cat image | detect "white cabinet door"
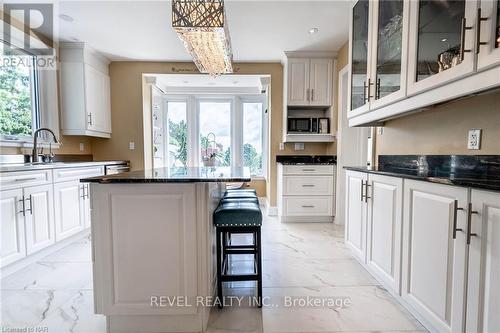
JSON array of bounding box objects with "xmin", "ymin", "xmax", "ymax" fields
[
  {"xmin": 287, "ymin": 58, "xmax": 310, "ymax": 106},
  {"xmin": 406, "ymin": 0, "xmax": 478, "ymax": 96},
  {"xmin": 101, "ymin": 74, "xmax": 112, "ymax": 133},
  {"xmin": 366, "ymin": 174, "xmax": 403, "ymax": 294},
  {"xmin": 84, "ymin": 64, "xmax": 111, "ymax": 134},
  {"xmin": 345, "ymin": 170, "xmax": 368, "ymax": 263},
  {"xmin": 402, "ymin": 180, "xmax": 468, "ymax": 333},
  {"xmin": 24, "ymin": 185, "xmax": 55, "ymax": 255},
  {"xmin": 82, "ymin": 184, "xmax": 91, "ymax": 229},
  {"xmin": 477, "ymin": 0, "xmax": 500, "ymax": 70},
  {"xmin": 309, "ymin": 58, "xmax": 333, "ymax": 106},
  {"xmin": 54, "ymin": 180, "xmax": 85, "ymax": 241},
  {"xmin": 0, "ymin": 189, "xmax": 26, "ymax": 267},
  {"xmin": 466, "ymin": 189, "xmax": 500, "ymax": 332}
]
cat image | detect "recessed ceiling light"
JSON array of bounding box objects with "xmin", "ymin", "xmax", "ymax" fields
[
  {"xmin": 69, "ymin": 37, "xmax": 79, "ymax": 42},
  {"xmin": 183, "ymin": 80, "xmax": 189, "ymax": 84},
  {"xmin": 309, "ymin": 27, "xmax": 319, "ymax": 35},
  {"xmin": 233, "ymin": 81, "xmax": 239, "ymax": 84},
  {"xmin": 59, "ymin": 14, "xmax": 74, "ymax": 22},
  {"xmin": 441, "ymin": 38, "xmax": 448, "ymax": 42}
]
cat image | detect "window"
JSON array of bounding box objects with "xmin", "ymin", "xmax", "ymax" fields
[
  {"xmin": 159, "ymin": 95, "xmax": 267, "ymax": 177},
  {"xmin": 243, "ymin": 102, "xmax": 264, "ymax": 176},
  {"xmin": 166, "ymin": 101, "xmax": 188, "ymax": 167},
  {"xmin": 0, "ymin": 44, "xmax": 39, "ymax": 140},
  {"xmin": 199, "ymin": 101, "xmax": 231, "ymax": 167}
]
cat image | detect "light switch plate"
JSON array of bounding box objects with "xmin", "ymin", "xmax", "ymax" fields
[
  {"xmin": 129, "ymin": 141, "xmax": 135, "ymax": 150},
  {"xmin": 79, "ymin": 143, "xmax": 85, "ymax": 151},
  {"xmin": 279, "ymin": 143, "xmax": 285, "ymax": 151},
  {"xmin": 467, "ymin": 129, "xmax": 482, "ymax": 150},
  {"xmin": 294, "ymin": 143, "xmax": 305, "ymax": 151}
]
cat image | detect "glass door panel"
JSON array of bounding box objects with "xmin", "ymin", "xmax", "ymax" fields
[
  {"xmin": 374, "ymin": 0, "xmax": 404, "ymax": 100},
  {"xmin": 199, "ymin": 101, "xmax": 231, "ymax": 167},
  {"xmin": 415, "ymin": 1, "xmax": 466, "ymax": 82},
  {"xmin": 477, "ymin": 0, "xmax": 500, "ymax": 69},
  {"xmin": 166, "ymin": 101, "xmax": 188, "ymax": 168},
  {"xmin": 350, "ymin": 0, "xmax": 370, "ymax": 111}
]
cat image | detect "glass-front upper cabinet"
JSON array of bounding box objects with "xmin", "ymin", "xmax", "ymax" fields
[
  {"xmin": 407, "ymin": 0, "xmax": 478, "ymax": 95},
  {"xmin": 369, "ymin": 0, "xmax": 410, "ymax": 109},
  {"xmin": 477, "ymin": 0, "xmax": 500, "ymax": 69},
  {"xmin": 349, "ymin": 0, "xmax": 371, "ymax": 113}
]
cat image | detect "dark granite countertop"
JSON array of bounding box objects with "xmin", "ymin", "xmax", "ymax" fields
[
  {"xmin": 345, "ymin": 155, "xmax": 500, "ymax": 193},
  {"xmin": 276, "ymin": 155, "xmax": 336, "ymax": 165},
  {"xmin": 81, "ymin": 166, "xmax": 251, "ymax": 183}
]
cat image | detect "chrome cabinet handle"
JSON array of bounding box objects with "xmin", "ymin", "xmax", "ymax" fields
[
  {"xmin": 360, "ymin": 180, "xmax": 365, "ymax": 202},
  {"xmin": 311, "ymin": 89, "xmax": 314, "ymax": 102},
  {"xmin": 15, "ymin": 177, "xmax": 38, "ymax": 182},
  {"xmin": 302, "ymin": 168, "xmax": 316, "ymax": 172},
  {"xmin": 453, "ymin": 200, "xmax": 464, "ymax": 239},
  {"xmin": 80, "ymin": 184, "xmax": 86, "ymax": 199},
  {"xmin": 85, "ymin": 184, "xmax": 90, "ymax": 199},
  {"xmin": 25, "ymin": 195, "xmax": 33, "ymax": 215},
  {"xmin": 475, "ymin": 8, "xmax": 488, "ymax": 54},
  {"xmin": 88, "ymin": 113, "xmax": 93, "ymax": 125},
  {"xmin": 302, "ymin": 184, "xmax": 315, "ymax": 187},
  {"xmin": 364, "ymin": 183, "xmax": 371, "ymax": 203},
  {"xmin": 18, "ymin": 197, "xmax": 26, "ymax": 216},
  {"xmin": 301, "ymin": 205, "xmax": 315, "ymax": 208},
  {"xmin": 363, "ymin": 78, "xmax": 374, "ymax": 103},
  {"xmin": 375, "ymin": 78, "xmax": 381, "ymax": 100},
  {"xmin": 467, "ymin": 202, "xmax": 479, "ymax": 244},
  {"xmin": 460, "ymin": 17, "xmax": 473, "ymax": 61},
  {"xmin": 306, "ymin": 89, "xmax": 310, "ymax": 102}
]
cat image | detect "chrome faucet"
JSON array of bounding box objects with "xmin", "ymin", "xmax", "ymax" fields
[{"xmin": 32, "ymin": 128, "xmax": 58, "ymax": 163}]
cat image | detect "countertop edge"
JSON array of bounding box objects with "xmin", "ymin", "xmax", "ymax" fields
[
  {"xmin": 344, "ymin": 166, "xmax": 500, "ymax": 193},
  {"xmin": 81, "ymin": 177, "xmax": 252, "ymax": 184},
  {"xmin": 0, "ymin": 160, "xmax": 129, "ymax": 173}
]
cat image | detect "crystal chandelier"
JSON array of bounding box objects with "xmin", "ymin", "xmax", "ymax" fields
[{"xmin": 172, "ymin": 0, "xmax": 233, "ymax": 76}]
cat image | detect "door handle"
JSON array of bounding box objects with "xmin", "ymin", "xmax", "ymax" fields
[
  {"xmin": 467, "ymin": 202, "xmax": 479, "ymax": 244},
  {"xmin": 364, "ymin": 183, "xmax": 371, "ymax": 203},
  {"xmin": 475, "ymin": 8, "xmax": 488, "ymax": 54},
  {"xmin": 88, "ymin": 113, "xmax": 93, "ymax": 125},
  {"xmin": 453, "ymin": 199, "xmax": 464, "ymax": 239},
  {"xmin": 80, "ymin": 184, "xmax": 86, "ymax": 199},
  {"xmin": 18, "ymin": 197, "xmax": 26, "ymax": 216},
  {"xmin": 311, "ymin": 89, "xmax": 314, "ymax": 102},
  {"xmin": 460, "ymin": 17, "xmax": 473, "ymax": 61},
  {"xmin": 306, "ymin": 89, "xmax": 310, "ymax": 102},
  {"xmin": 85, "ymin": 184, "xmax": 90, "ymax": 199},
  {"xmin": 360, "ymin": 180, "xmax": 365, "ymax": 202},
  {"xmin": 25, "ymin": 195, "xmax": 33, "ymax": 215}
]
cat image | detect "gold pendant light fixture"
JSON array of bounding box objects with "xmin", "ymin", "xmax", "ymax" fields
[{"xmin": 172, "ymin": 0, "xmax": 233, "ymax": 76}]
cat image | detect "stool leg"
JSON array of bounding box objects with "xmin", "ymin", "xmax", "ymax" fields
[
  {"xmin": 216, "ymin": 228, "xmax": 223, "ymax": 309},
  {"xmin": 256, "ymin": 227, "xmax": 262, "ymax": 308}
]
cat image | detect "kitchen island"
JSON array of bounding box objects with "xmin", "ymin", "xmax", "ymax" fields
[{"xmin": 82, "ymin": 167, "xmax": 251, "ymax": 333}]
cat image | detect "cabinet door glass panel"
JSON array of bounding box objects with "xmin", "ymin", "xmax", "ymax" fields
[
  {"xmin": 496, "ymin": 0, "xmax": 500, "ymax": 48},
  {"xmin": 351, "ymin": 0, "xmax": 370, "ymax": 110},
  {"xmin": 375, "ymin": 0, "xmax": 404, "ymax": 99},
  {"xmin": 416, "ymin": 1, "xmax": 466, "ymax": 82}
]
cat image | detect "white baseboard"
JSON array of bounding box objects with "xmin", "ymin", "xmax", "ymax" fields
[
  {"xmin": 1, "ymin": 229, "xmax": 91, "ymax": 277},
  {"xmin": 280, "ymin": 216, "xmax": 334, "ymax": 223}
]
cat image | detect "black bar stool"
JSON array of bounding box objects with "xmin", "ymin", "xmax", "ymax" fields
[{"xmin": 213, "ymin": 200, "xmax": 263, "ymax": 309}]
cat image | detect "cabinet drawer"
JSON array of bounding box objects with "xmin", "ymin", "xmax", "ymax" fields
[
  {"xmin": 53, "ymin": 166, "xmax": 104, "ymax": 183},
  {"xmin": 282, "ymin": 196, "xmax": 333, "ymax": 216},
  {"xmin": 0, "ymin": 170, "xmax": 52, "ymax": 190},
  {"xmin": 282, "ymin": 165, "xmax": 334, "ymax": 175},
  {"xmin": 283, "ymin": 176, "xmax": 334, "ymax": 196}
]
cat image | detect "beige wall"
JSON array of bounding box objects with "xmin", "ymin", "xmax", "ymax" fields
[{"xmin": 376, "ymin": 91, "xmax": 500, "ymax": 156}]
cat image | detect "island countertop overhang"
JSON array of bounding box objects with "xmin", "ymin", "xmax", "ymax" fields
[{"xmin": 80, "ymin": 166, "xmax": 252, "ymax": 183}]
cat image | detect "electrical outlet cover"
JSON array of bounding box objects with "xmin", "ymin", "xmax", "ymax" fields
[
  {"xmin": 467, "ymin": 129, "xmax": 481, "ymax": 150},
  {"xmin": 294, "ymin": 143, "xmax": 305, "ymax": 151}
]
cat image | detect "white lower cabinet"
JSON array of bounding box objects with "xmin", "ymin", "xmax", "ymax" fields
[
  {"xmin": 24, "ymin": 184, "xmax": 55, "ymax": 255},
  {"xmin": 466, "ymin": 189, "xmax": 500, "ymax": 332},
  {"xmin": 82, "ymin": 184, "xmax": 91, "ymax": 229},
  {"xmin": 53, "ymin": 180, "xmax": 85, "ymax": 241},
  {"xmin": 345, "ymin": 170, "xmax": 368, "ymax": 263},
  {"xmin": 1, "ymin": 189, "xmax": 26, "ymax": 267},
  {"xmin": 401, "ymin": 180, "xmax": 468, "ymax": 333},
  {"xmin": 366, "ymin": 174, "xmax": 403, "ymax": 294}
]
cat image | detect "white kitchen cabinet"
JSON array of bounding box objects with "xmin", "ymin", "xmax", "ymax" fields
[
  {"xmin": 466, "ymin": 189, "xmax": 500, "ymax": 332},
  {"xmin": 0, "ymin": 189, "xmax": 26, "ymax": 267},
  {"xmin": 401, "ymin": 180, "xmax": 468, "ymax": 333},
  {"xmin": 81, "ymin": 183, "xmax": 92, "ymax": 229},
  {"xmin": 24, "ymin": 184, "xmax": 55, "ymax": 255},
  {"xmin": 53, "ymin": 180, "xmax": 85, "ymax": 241},
  {"xmin": 286, "ymin": 55, "xmax": 333, "ymax": 107},
  {"xmin": 278, "ymin": 164, "xmax": 335, "ymax": 222},
  {"xmin": 365, "ymin": 174, "xmax": 403, "ymax": 294},
  {"xmin": 60, "ymin": 42, "xmax": 111, "ymax": 138},
  {"xmin": 477, "ymin": 0, "xmax": 500, "ymax": 70},
  {"xmin": 345, "ymin": 170, "xmax": 368, "ymax": 262}
]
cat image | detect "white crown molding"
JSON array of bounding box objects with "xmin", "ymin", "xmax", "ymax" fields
[{"xmin": 284, "ymin": 51, "xmax": 337, "ymax": 59}]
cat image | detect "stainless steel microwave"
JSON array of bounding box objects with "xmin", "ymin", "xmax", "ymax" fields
[{"xmin": 288, "ymin": 118, "xmax": 317, "ymax": 133}]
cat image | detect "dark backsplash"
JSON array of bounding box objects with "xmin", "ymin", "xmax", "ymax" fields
[{"xmin": 276, "ymin": 155, "xmax": 337, "ymax": 165}]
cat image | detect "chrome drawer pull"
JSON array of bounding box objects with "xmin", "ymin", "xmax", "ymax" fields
[
  {"xmin": 302, "ymin": 169, "xmax": 316, "ymax": 172},
  {"xmin": 453, "ymin": 200, "xmax": 464, "ymax": 239},
  {"xmin": 302, "ymin": 184, "xmax": 315, "ymax": 187},
  {"xmin": 15, "ymin": 177, "xmax": 38, "ymax": 182},
  {"xmin": 301, "ymin": 205, "xmax": 315, "ymax": 208}
]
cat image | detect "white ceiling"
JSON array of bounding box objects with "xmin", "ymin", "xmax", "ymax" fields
[
  {"xmin": 156, "ymin": 74, "xmax": 264, "ymax": 88},
  {"xmin": 57, "ymin": 0, "xmax": 349, "ymax": 62}
]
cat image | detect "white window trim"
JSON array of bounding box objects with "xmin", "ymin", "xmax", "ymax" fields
[{"xmin": 163, "ymin": 93, "xmax": 268, "ymax": 178}]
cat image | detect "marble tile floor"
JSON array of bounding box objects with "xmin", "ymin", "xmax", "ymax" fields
[{"xmin": 1, "ymin": 216, "xmax": 427, "ymax": 333}]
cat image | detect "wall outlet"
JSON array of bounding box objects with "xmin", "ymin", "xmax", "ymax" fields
[
  {"xmin": 294, "ymin": 143, "xmax": 305, "ymax": 151},
  {"xmin": 129, "ymin": 141, "xmax": 135, "ymax": 150},
  {"xmin": 467, "ymin": 129, "xmax": 482, "ymax": 150},
  {"xmin": 279, "ymin": 143, "xmax": 285, "ymax": 151},
  {"xmin": 79, "ymin": 143, "xmax": 85, "ymax": 151}
]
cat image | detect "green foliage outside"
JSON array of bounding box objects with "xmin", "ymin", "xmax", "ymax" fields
[
  {"xmin": 168, "ymin": 119, "xmax": 263, "ymax": 175},
  {"xmin": 0, "ymin": 61, "xmax": 33, "ymax": 136}
]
